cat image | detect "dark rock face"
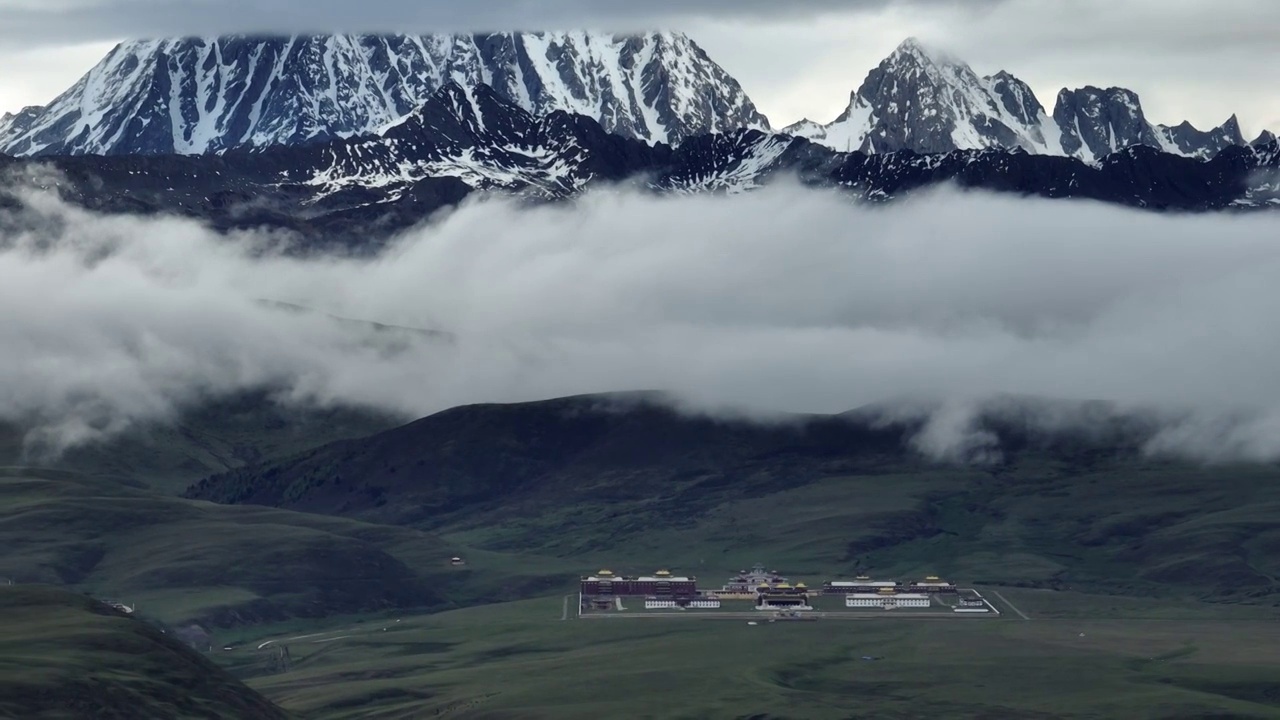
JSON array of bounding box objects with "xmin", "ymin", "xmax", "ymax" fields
[
  {"xmin": 1052, "ymin": 86, "xmax": 1162, "ymax": 161},
  {"xmin": 835, "ymin": 40, "xmax": 1054, "ymax": 156},
  {"xmin": 2, "ymin": 83, "xmax": 1277, "ymax": 251},
  {"xmin": 1155, "ymin": 115, "xmax": 1246, "ymax": 158},
  {"xmin": 0, "ymin": 32, "xmax": 768, "ymax": 156},
  {"xmin": 0, "ymin": 106, "xmax": 45, "ymax": 145},
  {"xmin": 854, "ymin": 40, "xmax": 969, "ymax": 155},
  {"xmin": 988, "ymin": 71, "xmax": 1048, "ymax": 129},
  {"xmin": 1251, "ymin": 129, "xmax": 1278, "ymax": 147}
]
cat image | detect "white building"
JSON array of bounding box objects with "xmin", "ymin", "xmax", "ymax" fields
[
  {"xmin": 825, "ymin": 580, "xmax": 902, "ymax": 594},
  {"xmin": 955, "ymin": 598, "xmax": 990, "ymax": 612},
  {"xmin": 689, "ymin": 598, "xmax": 721, "ymax": 609},
  {"xmin": 845, "ymin": 593, "xmax": 930, "ymax": 609},
  {"xmin": 644, "ymin": 599, "xmax": 677, "ymax": 609}
]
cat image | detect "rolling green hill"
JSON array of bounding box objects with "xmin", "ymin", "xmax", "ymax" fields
[
  {"xmin": 187, "ymin": 393, "xmax": 1280, "ymax": 603},
  {"xmin": 0, "ymin": 586, "xmax": 292, "ymax": 720},
  {"xmin": 7, "ymin": 391, "xmax": 1280, "ymax": 718},
  {"xmin": 0, "ymin": 468, "xmax": 573, "ymax": 629},
  {"xmin": 185, "ymin": 392, "xmax": 920, "ymax": 526}
]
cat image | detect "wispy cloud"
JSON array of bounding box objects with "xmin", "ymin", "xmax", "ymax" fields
[{"xmin": 3, "ymin": 178, "xmax": 1280, "ymax": 461}]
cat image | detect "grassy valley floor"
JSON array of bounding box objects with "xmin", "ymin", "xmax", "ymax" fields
[{"xmin": 214, "ymin": 592, "xmax": 1280, "ymax": 720}]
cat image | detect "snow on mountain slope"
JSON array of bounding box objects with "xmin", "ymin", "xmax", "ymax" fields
[
  {"xmin": 661, "ymin": 130, "xmax": 803, "ymax": 193},
  {"xmin": 3, "ymin": 99, "xmax": 1274, "ymax": 252},
  {"xmin": 1153, "ymin": 115, "xmax": 1246, "ymax": 160},
  {"xmin": 796, "ymin": 38, "xmax": 1250, "ymax": 162},
  {"xmin": 301, "ymin": 81, "xmax": 666, "ymax": 201},
  {"xmin": 1053, "ymin": 86, "xmax": 1161, "ymax": 163},
  {"xmin": 1234, "ymin": 138, "xmax": 1280, "ymax": 208},
  {"xmin": 0, "ymin": 106, "xmax": 44, "ymax": 150},
  {"xmin": 787, "ymin": 39, "xmax": 1060, "ymax": 156},
  {"xmin": 1, "ymin": 32, "xmax": 769, "ymax": 156},
  {"xmin": 785, "ymin": 95, "xmax": 876, "ymax": 153}
]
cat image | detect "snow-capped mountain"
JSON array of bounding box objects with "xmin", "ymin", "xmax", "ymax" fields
[
  {"xmin": 0, "ymin": 106, "xmax": 44, "ymax": 148},
  {"xmin": 787, "ymin": 39, "xmax": 1060, "ymax": 155},
  {"xmin": 0, "ymin": 32, "xmax": 768, "ymax": 156},
  {"xmin": 789, "ymin": 38, "xmax": 1251, "ymax": 161},
  {"xmin": 1052, "ymin": 86, "xmax": 1161, "ymax": 162},
  {"xmin": 1154, "ymin": 116, "xmax": 1245, "ymax": 159},
  {"xmin": 305, "ymin": 84, "xmax": 846, "ymax": 198},
  {"xmin": 303, "ymin": 81, "xmax": 666, "ymax": 200},
  {"xmin": 4, "ymin": 80, "xmax": 1275, "ymax": 251}
]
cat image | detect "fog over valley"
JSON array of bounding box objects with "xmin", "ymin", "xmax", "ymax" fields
[{"xmin": 3, "ymin": 180, "xmax": 1279, "ymax": 461}]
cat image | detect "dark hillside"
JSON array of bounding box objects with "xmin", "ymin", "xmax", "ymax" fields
[
  {"xmin": 0, "ymin": 468, "xmax": 570, "ymax": 629},
  {"xmin": 186, "ymin": 392, "xmax": 918, "ymax": 528},
  {"xmin": 0, "ymin": 586, "xmax": 292, "ymax": 720}
]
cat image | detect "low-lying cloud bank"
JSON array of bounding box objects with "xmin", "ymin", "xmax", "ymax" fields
[{"xmin": 2, "ymin": 182, "xmax": 1279, "ymax": 462}]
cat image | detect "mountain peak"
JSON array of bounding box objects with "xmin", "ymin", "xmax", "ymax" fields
[
  {"xmin": 826, "ymin": 39, "xmax": 1059, "ymax": 155},
  {"xmin": 0, "ymin": 31, "xmax": 768, "ymax": 156},
  {"xmin": 0, "ymin": 105, "xmax": 45, "ymax": 146},
  {"xmin": 780, "ymin": 39, "xmax": 1252, "ymax": 162},
  {"xmin": 895, "ymin": 36, "xmax": 927, "ymax": 53},
  {"xmin": 893, "ymin": 36, "xmax": 932, "ymax": 57},
  {"xmin": 1053, "ymin": 86, "xmax": 1157, "ymax": 161},
  {"xmin": 888, "ymin": 36, "xmax": 963, "ymax": 67}
]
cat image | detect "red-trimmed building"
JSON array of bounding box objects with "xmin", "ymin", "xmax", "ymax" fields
[
  {"xmin": 756, "ymin": 582, "xmax": 812, "ymax": 609},
  {"xmin": 580, "ymin": 569, "xmax": 698, "ymax": 598}
]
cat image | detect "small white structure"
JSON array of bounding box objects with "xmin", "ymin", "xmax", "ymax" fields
[
  {"xmin": 644, "ymin": 599, "xmax": 677, "ymax": 609},
  {"xmin": 689, "ymin": 598, "xmax": 721, "ymax": 609},
  {"xmin": 846, "ymin": 593, "xmax": 930, "ymax": 609},
  {"xmin": 758, "ymin": 601, "xmax": 813, "ymax": 611},
  {"xmin": 827, "ymin": 581, "xmax": 900, "ymax": 591}
]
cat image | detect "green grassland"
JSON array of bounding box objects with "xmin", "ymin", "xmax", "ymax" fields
[
  {"xmin": 439, "ymin": 461, "xmax": 1280, "ymax": 606},
  {"xmin": 187, "ymin": 395, "xmax": 1280, "ymax": 606},
  {"xmin": 7, "ymin": 393, "xmax": 1280, "ymax": 717},
  {"xmin": 0, "ymin": 586, "xmax": 292, "ymax": 720},
  {"xmin": 217, "ymin": 593, "xmax": 1280, "ymax": 720},
  {"xmin": 0, "ymin": 468, "xmax": 575, "ymax": 629}
]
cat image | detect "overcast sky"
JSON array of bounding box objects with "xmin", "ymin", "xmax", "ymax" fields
[{"xmin": 0, "ymin": 0, "xmax": 1277, "ymax": 137}]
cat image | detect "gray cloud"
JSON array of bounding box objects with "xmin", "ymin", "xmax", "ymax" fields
[
  {"xmin": 1, "ymin": 0, "xmax": 1276, "ymax": 139},
  {"xmin": 3, "ymin": 179, "xmax": 1280, "ymax": 463},
  {"xmin": 0, "ymin": 0, "xmax": 989, "ymax": 46}
]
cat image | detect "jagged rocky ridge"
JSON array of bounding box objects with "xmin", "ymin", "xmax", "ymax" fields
[
  {"xmin": 4, "ymin": 33, "xmax": 1273, "ymax": 165},
  {"xmin": 0, "ymin": 32, "xmax": 768, "ymax": 156},
  {"xmin": 787, "ymin": 38, "xmax": 1256, "ymax": 161},
  {"xmin": 2, "ymin": 81, "xmax": 1277, "ymax": 249}
]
